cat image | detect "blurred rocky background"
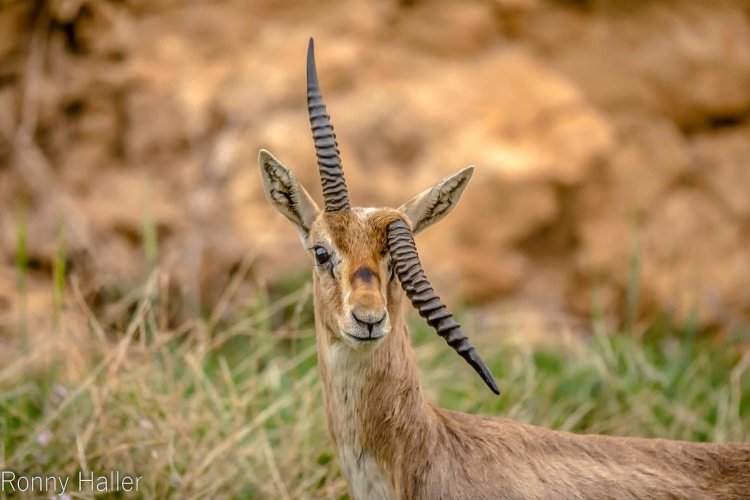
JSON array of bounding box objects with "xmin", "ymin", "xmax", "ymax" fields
[{"xmin": 1, "ymin": 0, "xmax": 749, "ymax": 334}]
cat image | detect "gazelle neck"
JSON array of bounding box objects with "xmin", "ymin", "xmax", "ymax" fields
[{"xmin": 315, "ymin": 299, "xmax": 438, "ymax": 498}]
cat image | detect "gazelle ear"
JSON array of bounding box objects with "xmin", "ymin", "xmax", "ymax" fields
[
  {"xmin": 259, "ymin": 149, "xmax": 319, "ymax": 239},
  {"xmin": 398, "ymin": 166, "xmax": 474, "ymax": 235}
]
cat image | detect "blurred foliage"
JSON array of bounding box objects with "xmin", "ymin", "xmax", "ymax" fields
[{"xmin": 0, "ymin": 274, "xmax": 747, "ymax": 498}]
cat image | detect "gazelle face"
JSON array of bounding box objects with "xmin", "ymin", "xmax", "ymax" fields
[
  {"xmin": 259, "ymin": 149, "xmax": 473, "ymax": 352},
  {"xmin": 260, "ymin": 147, "xmax": 477, "ymax": 352},
  {"xmin": 306, "ymin": 209, "xmax": 399, "ymax": 350},
  {"xmin": 257, "ymin": 38, "xmax": 499, "ymax": 393}
]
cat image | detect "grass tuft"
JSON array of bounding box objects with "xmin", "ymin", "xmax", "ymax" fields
[{"xmin": 0, "ymin": 274, "xmax": 747, "ymax": 498}]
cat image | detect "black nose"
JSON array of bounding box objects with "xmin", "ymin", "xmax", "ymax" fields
[{"xmin": 352, "ymin": 312, "xmax": 386, "ymax": 334}]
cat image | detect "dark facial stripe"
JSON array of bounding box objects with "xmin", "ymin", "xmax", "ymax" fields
[{"xmin": 352, "ymin": 266, "xmax": 377, "ymax": 285}]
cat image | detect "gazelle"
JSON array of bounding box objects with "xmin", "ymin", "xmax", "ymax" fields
[{"xmin": 258, "ymin": 38, "xmax": 750, "ymax": 499}]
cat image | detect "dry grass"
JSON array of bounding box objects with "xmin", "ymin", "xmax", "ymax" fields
[{"xmin": 0, "ymin": 267, "xmax": 748, "ymax": 499}]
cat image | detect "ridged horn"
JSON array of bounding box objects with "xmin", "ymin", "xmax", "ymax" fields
[
  {"xmin": 386, "ymin": 219, "xmax": 500, "ymax": 395},
  {"xmin": 307, "ymin": 38, "xmax": 350, "ymax": 212}
]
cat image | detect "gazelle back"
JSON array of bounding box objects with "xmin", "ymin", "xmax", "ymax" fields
[{"xmin": 258, "ymin": 38, "xmax": 750, "ymax": 499}]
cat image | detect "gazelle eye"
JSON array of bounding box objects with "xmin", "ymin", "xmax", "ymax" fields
[{"xmin": 314, "ymin": 246, "xmax": 330, "ymax": 265}]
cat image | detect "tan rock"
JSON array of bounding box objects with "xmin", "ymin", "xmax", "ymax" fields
[
  {"xmin": 421, "ymin": 49, "xmax": 613, "ymax": 185},
  {"xmin": 538, "ymin": 3, "xmax": 750, "ymax": 128},
  {"xmin": 576, "ymin": 116, "xmax": 690, "ymax": 280},
  {"xmin": 1, "ymin": 0, "xmax": 749, "ymax": 331},
  {"xmin": 691, "ymin": 125, "xmax": 750, "ymax": 219},
  {"xmin": 391, "ymin": 0, "xmax": 499, "ymax": 56},
  {"xmin": 0, "ymin": 2, "xmax": 30, "ymax": 60},
  {"xmin": 641, "ymin": 189, "xmax": 750, "ymax": 324}
]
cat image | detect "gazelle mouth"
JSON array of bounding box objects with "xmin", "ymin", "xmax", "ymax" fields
[{"xmin": 344, "ymin": 331, "xmax": 385, "ymax": 343}]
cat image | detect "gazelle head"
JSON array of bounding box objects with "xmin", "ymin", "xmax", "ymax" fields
[{"xmin": 259, "ymin": 38, "xmax": 499, "ymax": 394}]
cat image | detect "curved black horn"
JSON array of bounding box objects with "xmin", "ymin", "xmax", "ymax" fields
[
  {"xmin": 387, "ymin": 219, "xmax": 500, "ymax": 395},
  {"xmin": 307, "ymin": 38, "xmax": 350, "ymax": 212}
]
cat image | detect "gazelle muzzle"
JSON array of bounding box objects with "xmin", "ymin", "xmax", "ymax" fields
[{"xmin": 387, "ymin": 219, "xmax": 500, "ymax": 395}]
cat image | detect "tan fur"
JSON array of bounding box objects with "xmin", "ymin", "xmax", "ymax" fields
[{"xmin": 258, "ymin": 154, "xmax": 750, "ymax": 499}]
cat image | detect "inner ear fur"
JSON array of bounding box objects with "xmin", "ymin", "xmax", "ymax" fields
[
  {"xmin": 258, "ymin": 149, "xmax": 319, "ymax": 238},
  {"xmin": 398, "ymin": 166, "xmax": 474, "ymax": 234}
]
